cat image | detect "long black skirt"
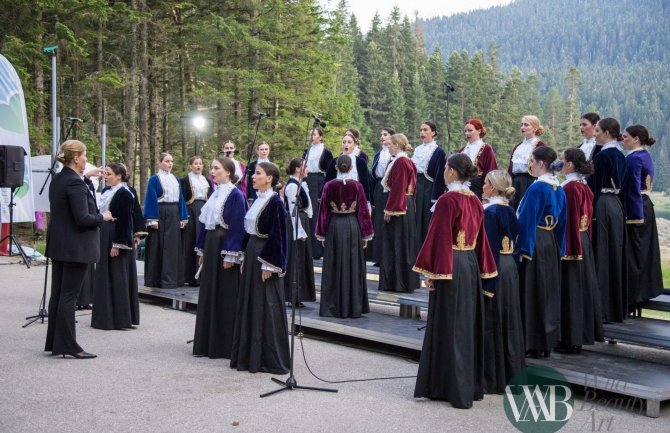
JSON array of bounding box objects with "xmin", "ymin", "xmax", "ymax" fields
[
  {"xmin": 319, "ymin": 213, "xmax": 370, "ymax": 318},
  {"xmin": 626, "ymin": 195, "xmax": 663, "ymax": 307},
  {"xmin": 192, "ymin": 226, "xmax": 240, "ymax": 359},
  {"xmin": 285, "ymin": 211, "xmax": 316, "ymax": 303},
  {"xmin": 510, "ymin": 173, "xmax": 534, "ymax": 210},
  {"xmin": 414, "ymin": 250, "xmax": 484, "ymax": 409},
  {"xmin": 230, "ymin": 235, "xmax": 290, "ymax": 374},
  {"xmin": 91, "ymin": 222, "xmax": 140, "ymax": 330},
  {"xmin": 367, "ymin": 179, "xmax": 387, "ymax": 264},
  {"xmin": 182, "ymin": 200, "xmax": 206, "ymax": 285},
  {"xmin": 144, "ymin": 203, "xmax": 183, "ymax": 289},
  {"xmin": 592, "ymin": 194, "xmax": 627, "ymax": 322},
  {"xmin": 306, "ymin": 173, "xmax": 325, "ymax": 259},
  {"xmin": 379, "ymin": 196, "xmax": 419, "ymax": 292},
  {"xmin": 415, "ymin": 175, "xmax": 434, "ymax": 245},
  {"xmin": 76, "ymin": 264, "xmax": 95, "ymax": 307},
  {"xmin": 519, "ymin": 228, "xmax": 562, "ymax": 354},
  {"xmin": 470, "ymin": 175, "xmax": 484, "ymax": 201},
  {"xmin": 560, "ymin": 231, "xmax": 603, "ymax": 346},
  {"xmin": 483, "ymin": 254, "xmax": 525, "ymax": 394}
]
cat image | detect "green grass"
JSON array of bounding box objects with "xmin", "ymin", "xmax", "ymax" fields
[{"xmin": 664, "ymin": 268, "xmax": 670, "ymax": 289}]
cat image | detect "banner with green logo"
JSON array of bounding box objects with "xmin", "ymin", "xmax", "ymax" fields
[{"xmin": 0, "ymin": 54, "xmax": 34, "ymax": 223}]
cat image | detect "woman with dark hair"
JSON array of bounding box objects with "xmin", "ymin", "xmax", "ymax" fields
[
  {"xmin": 284, "ymin": 158, "xmax": 316, "ymax": 305},
  {"xmin": 143, "ymin": 152, "xmax": 189, "ymax": 289},
  {"xmin": 621, "ymin": 125, "xmax": 663, "ymax": 312},
  {"xmin": 516, "ymin": 146, "xmax": 566, "ymax": 358},
  {"xmin": 378, "ymin": 133, "xmax": 419, "ymax": 293},
  {"xmin": 411, "ymin": 121, "xmax": 447, "ymax": 244},
  {"xmin": 481, "ymin": 170, "xmax": 525, "ymax": 394},
  {"xmin": 413, "ymin": 153, "xmax": 497, "ymax": 409},
  {"xmin": 325, "ymin": 131, "xmax": 372, "ymax": 202},
  {"xmin": 91, "ymin": 163, "xmax": 141, "ymax": 330},
  {"xmin": 316, "ymin": 155, "xmax": 373, "ymax": 318},
  {"xmin": 192, "ymin": 157, "xmax": 247, "ymax": 359},
  {"xmin": 221, "ymin": 140, "xmax": 247, "ymax": 197},
  {"xmin": 304, "ymin": 127, "xmax": 333, "ymax": 260},
  {"xmin": 556, "ymin": 148, "xmax": 603, "ymax": 354},
  {"xmin": 508, "ymin": 115, "xmax": 548, "ymax": 209},
  {"xmin": 180, "ymin": 156, "xmax": 214, "ymax": 286},
  {"xmin": 460, "ymin": 118, "xmax": 497, "ymax": 199},
  {"xmin": 230, "ymin": 162, "xmax": 290, "ymax": 374},
  {"xmin": 588, "ymin": 117, "xmax": 627, "ymax": 322},
  {"xmin": 345, "ymin": 127, "xmax": 369, "ymax": 163},
  {"xmin": 579, "ymin": 112, "xmax": 601, "ymax": 161},
  {"xmin": 45, "ymin": 140, "xmax": 113, "ymax": 358},
  {"xmin": 246, "ymin": 142, "xmax": 272, "ymax": 201},
  {"xmin": 368, "ymin": 127, "xmax": 394, "ymax": 265}
]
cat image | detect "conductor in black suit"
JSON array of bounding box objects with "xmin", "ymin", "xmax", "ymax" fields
[{"xmin": 44, "ymin": 140, "xmax": 113, "ymax": 359}]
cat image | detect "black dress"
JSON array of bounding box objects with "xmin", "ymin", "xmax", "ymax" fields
[
  {"xmin": 143, "ymin": 171, "xmax": 189, "ymax": 289},
  {"xmin": 284, "ymin": 177, "xmax": 316, "ymax": 303},
  {"xmin": 230, "ymin": 191, "xmax": 290, "ymax": 374},
  {"xmin": 368, "ymin": 150, "xmax": 389, "ymax": 264},
  {"xmin": 192, "ymin": 185, "xmax": 247, "ymax": 358},
  {"xmin": 91, "ymin": 186, "xmax": 140, "ymax": 330},
  {"xmin": 180, "ymin": 172, "xmax": 213, "ymax": 285},
  {"xmin": 315, "ymin": 178, "xmax": 374, "ymax": 318}
]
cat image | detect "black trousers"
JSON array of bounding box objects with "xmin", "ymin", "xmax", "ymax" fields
[{"xmin": 44, "ymin": 261, "xmax": 88, "ymax": 355}]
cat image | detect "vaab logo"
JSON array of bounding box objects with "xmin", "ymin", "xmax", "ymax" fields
[{"xmin": 503, "ymin": 365, "xmax": 574, "ymax": 433}]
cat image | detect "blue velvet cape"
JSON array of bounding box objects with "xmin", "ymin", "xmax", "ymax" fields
[
  {"xmin": 194, "ymin": 187, "xmax": 247, "ymax": 256},
  {"xmin": 143, "ymin": 173, "xmax": 188, "ymax": 221},
  {"xmin": 516, "ymin": 180, "xmax": 567, "ymax": 259}
]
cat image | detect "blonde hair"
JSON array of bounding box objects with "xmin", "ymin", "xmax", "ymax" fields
[
  {"xmin": 522, "ymin": 115, "xmax": 545, "ymax": 136},
  {"xmin": 390, "ymin": 133, "xmax": 413, "ymax": 152},
  {"xmin": 485, "ymin": 169, "xmax": 516, "ymax": 199},
  {"xmin": 56, "ymin": 140, "xmax": 86, "ymax": 165}
]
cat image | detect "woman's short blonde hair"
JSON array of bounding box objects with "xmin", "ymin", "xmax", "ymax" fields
[{"xmin": 56, "ymin": 140, "xmax": 86, "ymax": 165}]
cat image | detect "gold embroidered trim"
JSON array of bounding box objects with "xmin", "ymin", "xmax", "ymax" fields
[
  {"xmin": 645, "ymin": 174, "xmax": 652, "ymax": 191},
  {"xmin": 521, "ymin": 254, "xmax": 532, "ymax": 261},
  {"xmin": 501, "ymin": 236, "xmax": 513, "ymax": 254},
  {"xmin": 411, "ymin": 265, "xmax": 452, "ymax": 280},
  {"xmin": 329, "ymin": 200, "xmax": 357, "ymax": 214},
  {"xmin": 483, "ymin": 290, "xmax": 494, "ymax": 298},
  {"xmin": 384, "ymin": 210, "xmax": 406, "ymax": 216},
  {"xmin": 579, "ymin": 214, "xmax": 589, "ymax": 231},
  {"xmin": 626, "ymin": 219, "xmax": 644, "ymax": 225},
  {"xmin": 254, "ymin": 196, "xmax": 272, "ymax": 238},
  {"xmin": 258, "ymin": 256, "xmax": 282, "ymax": 274},
  {"xmin": 563, "ymin": 255, "xmax": 583, "ymax": 261},
  {"xmin": 481, "ymin": 271, "xmax": 498, "ymax": 279}
]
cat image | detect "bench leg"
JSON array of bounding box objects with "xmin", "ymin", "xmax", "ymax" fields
[
  {"xmin": 646, "ymin": 400, "xmax": 660, "ymax": 418},
  {"xmin": 399, "ymin": 305, "xmax": 420, "ymax": 319}
]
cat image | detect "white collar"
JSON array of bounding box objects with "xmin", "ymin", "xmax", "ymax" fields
[
  {"xmin": 158, "ymin": 169, "xmax": 172, "ymax": 176},
  {"xmin": 561, "ymin": 172, "xmax": 585, "ymax": 186},
  {"xmin": 466, "ymin": 139, "xmax": 484, "ymax": 147},
  {"xmin": 257, "ymin": 157, "xmax": 270, "ymax": 164},
  {"xmin": 521, "ymin": 137, "xmax": 539, "ymax": 146},
  {"xmin": 447, "ymin": 181, "xmax": 471, "ymax": 192},
  {"xmin": 483, "ymin": 196, "xmax": 507, "ymax": 209},
  {"xmin": 625, "ymin": 147, "xmax": 644, "ymax": 156},
  {"xmin": 256, "ymin": 188, "xmax": 274, "ymax": 199},
  {"xmin": 337, "ymin": 171, "xmax": 357, "ymax": 183},
  {"xmin": 536, "ymin": 173, "xmax": 559, "ymax": 186},
  {"xmin": 602, "ymin": 140, "xmax": 622, "ymax": 152}
]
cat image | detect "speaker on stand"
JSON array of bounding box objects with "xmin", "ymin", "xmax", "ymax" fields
[{"xmin": 0, "ymin": 144, "xmax": 30, "ymax": 267}]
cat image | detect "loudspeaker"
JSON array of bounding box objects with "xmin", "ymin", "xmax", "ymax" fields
[{"xmin": 0, "ymin": 145, "xmax": 25, "ymax": 188}]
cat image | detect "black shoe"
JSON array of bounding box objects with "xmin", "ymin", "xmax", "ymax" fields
[
  {"xmin": 525, "ymin": 350, "xmax": 539, "ymax": 359},
  {"xmin": 60, "ymin": 351, "xmax": 97, "ymax": 359}
]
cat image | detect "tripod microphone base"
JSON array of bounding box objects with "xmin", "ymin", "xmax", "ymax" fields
[
  {"xmin": 23, "ymin": 309, "xmax": 48, "ymax": 328},
  {"xmin": 260, "ymin": 375, "xmax": 338, "ymax": 398}
]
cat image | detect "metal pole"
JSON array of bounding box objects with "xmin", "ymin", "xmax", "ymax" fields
[{"xmin": 51, "ymin": 52, "xmax": 57, "ymax": 159}]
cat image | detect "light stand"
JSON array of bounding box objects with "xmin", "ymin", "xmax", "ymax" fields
[
  {"xmin": 260, "ymin": 115, "xmax": 337, "ymax": 398},
  {"xmin": 0, "ymin": 187, "xmax": 31, "ymax": 268},
  {"xmin": 24, "ymin": 115, "xmax": 81, "ymax": 328},
  {"xmin": 242, "ymin": 112, "xmax": 267, "ymax": 195},
  {"xmin": 443, "ymin": 82, "xmax": 455, "ymax": 154}
]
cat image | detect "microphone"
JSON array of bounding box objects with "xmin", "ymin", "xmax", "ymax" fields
[
  {"xmin": 444, "ymin": 82, "xmax": 455, "ymax": 92},
  {"xmin": 311, "ymin": 114, "xmax": 327, "ymax": 128},
  {"xmin": 67, "ymin": 117, "xmax": 84, "ymax": 122}
]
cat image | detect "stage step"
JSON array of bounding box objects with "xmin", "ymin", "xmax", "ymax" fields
[{"xmin": 603, "ymin": 317, "xmax": 670, "ymax": 350}]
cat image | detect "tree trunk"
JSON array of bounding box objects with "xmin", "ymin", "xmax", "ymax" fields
[{"xmin": 125, "ymin": 0, "xmax": 139, "ymax": 185}]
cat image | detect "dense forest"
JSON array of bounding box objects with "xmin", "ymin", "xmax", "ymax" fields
[
  {"xmin": 421, "ymin": 0, "xmax": 670, "ymax": 190},
  {"xmin": 1, "ymin": 0, "xmax": 668, "ymax": 199}
]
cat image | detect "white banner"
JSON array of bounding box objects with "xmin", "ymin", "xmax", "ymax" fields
[{"xmin": 0, "ymin": 54, "xmax": 35, "ymax": 223}]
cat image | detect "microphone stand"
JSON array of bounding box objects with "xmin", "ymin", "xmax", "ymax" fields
[
  {"xmin": 260, "ymin": 116, "xmax": 337, "ymax": 398},
  {"xmin": 443, "ymin": 83, "xmax": 455, "ymax": 154},
  {"xmin": 24, "ymin": 117, "xmax": 79, "ymax": 328},
  {"xmin": 243, "ymin": 113, "xmax": 266, "ymax": 201}
]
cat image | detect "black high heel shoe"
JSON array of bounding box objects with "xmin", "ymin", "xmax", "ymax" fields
[{"xmin": 60, "ymin": 351, "xmax": 97, "ymax": 359}]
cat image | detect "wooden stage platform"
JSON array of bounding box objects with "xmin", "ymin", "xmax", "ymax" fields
[{"xmin": 137, "ymin": 261, "xmax": 670, "ymax": 417}]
